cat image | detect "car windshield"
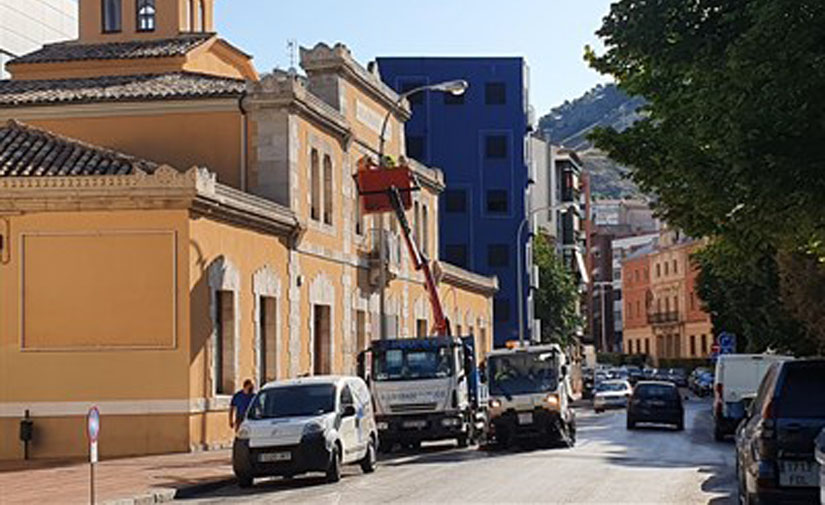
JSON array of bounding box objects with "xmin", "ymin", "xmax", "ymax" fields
[
  {"xmin": 635, "ymin": 384, "xmax": 678, "ymax": 399},
  {"xmin": 776, "ymin": 364, "xmax": 825, "ymax": 418},
  {"xmin": 488, "ymin": 352, "xmax": 558, "ymax": 396},
  {"xmin": 373, "ymin": 346, "xmax": 453, "ymax": 381},
  {"xmin": 597, "ymin": 382, "xmax": 627, "ymax": 392},
  {"xmin": 246, "ymin": 384, "xmax": 335, "ymax": 419}
]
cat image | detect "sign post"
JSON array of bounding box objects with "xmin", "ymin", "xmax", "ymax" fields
[
  {"xmin": 718, "ymin": 332, "xmax": 737, "ymax": 355},
  {"xmin": 86, "ymin": 406, "xmax": 100, "ymax": 505}
]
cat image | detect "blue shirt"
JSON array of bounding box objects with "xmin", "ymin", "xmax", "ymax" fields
[{"xmin": 231, "ymin": 390, "xmax": 254, "ymax": 419}]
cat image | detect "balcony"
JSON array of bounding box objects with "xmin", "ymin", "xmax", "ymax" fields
[{"xmin": 647, "ymin": 311, "xmax": 680, "ymax": 325}]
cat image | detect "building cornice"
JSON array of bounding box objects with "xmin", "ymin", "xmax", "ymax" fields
[
  {"xmin": 0, "ymin": 166, "xmax": 299, "ymax": 238},
  {"xmin": 440, "ymin": 262, "xmax": 499, "ymax": 296},
  {"xmin": 300, "ymin": 43, "xmax": 411, "ymax": 121},
  {"xmin": 0, "ymin": 98, "xmax": 240, "ymax": 121}
]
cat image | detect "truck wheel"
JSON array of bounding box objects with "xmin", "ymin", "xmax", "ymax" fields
[
  {"xmin": 714, "ymin": 422, "xmax": 725, "ymax": 442},
  {"xmin": 360, "ymin": 438, "xmax": 376, "ymax": 474}
]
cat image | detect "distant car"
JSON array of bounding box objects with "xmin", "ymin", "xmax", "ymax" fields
[
  {"xmin": 652, "ymin": 369, "xmax": 671, "ymax": 382},
  {"xmin": 667, "ymin": 368, "xmax": 688, "ymax": 387},
  {"xmin": 593, "ymin": 380, "xmax": 633, "ymax": 413},
  {"xmin": 626, "ymin": 381, "xmax": 684, "ymax": 431},
  {"xmin": 714, "ymin": 354, "xmax": 793, "ymax": 441},
  {"xmin": 735, "ymin": 359, "xmax": 825, "ymax": 505},
  {"xmin": 693, "ymin": 373, "xmax": 714, "ymax": 397},
  {"xmin": 625, "ymin": 366, "xmax": 645, "ymax": 384},
  {"xmin": 232, "ymin": 376, "xmax": 377, "ymax": 487},
  {"xmin": 688, "ymin": 367, "xmax": 711, "ymax": 393}
]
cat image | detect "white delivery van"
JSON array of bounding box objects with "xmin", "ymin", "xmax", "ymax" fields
[
  {"xmin": 713, "ymin": 353, "xmax": 792, "ymax": 440},
  {"xmin": 232, "ymin": 376, "xmax": 377, "ymax": 487}
]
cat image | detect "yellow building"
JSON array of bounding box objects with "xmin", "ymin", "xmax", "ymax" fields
[{"xmin": 0, "ymin": 0, "xmax": 496, "ymax": 461}]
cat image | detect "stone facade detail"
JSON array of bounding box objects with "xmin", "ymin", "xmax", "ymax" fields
[
  {"xmin": 207, "ymin": 257, "xmax": 240, "ymax": 396},
  {"xmin": 252, "ymin": 265, "xmax": 282, "ymax": 385}
]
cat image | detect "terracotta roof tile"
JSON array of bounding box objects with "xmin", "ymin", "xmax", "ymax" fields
[
  {"xmin": 0, "ymin": 120, "xmax": 158, "ymax": 177},
  {"xmin": 0, "ymin": 71, "xmax": 245, "ymax": 107},
  {"xmin": 9, "ymin": 34, "xmax": 214, "ymax": 65}
]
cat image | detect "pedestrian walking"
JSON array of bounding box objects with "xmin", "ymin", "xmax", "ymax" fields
[{"xmin": 229, "ymin": 379, "xmax": 255, "ymax": 431}]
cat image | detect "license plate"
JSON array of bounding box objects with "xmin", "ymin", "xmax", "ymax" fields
[
  {"xmin": 779, "ymin": 460, "xmax": 819, "ymax": 487},
  {"xmin": 403, "ymin": 420, "xmax": 427, "ymax": 429},
  {"xmin": 258, "ymin": 451, "xmax": 291, "ymax": 463},
  {"xmin": 518, "ymin": 412, "xmax": 533, "ymax": 425}
]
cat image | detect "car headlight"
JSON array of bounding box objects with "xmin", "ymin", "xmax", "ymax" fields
[
  {"xmin": 377, "ymin": 421, "xmax": 389, "ymax": 431},
  {"xmin": 302, "ymin": 421, "xmax": 325, "ymax": 435},
  {"xmin": 236, "ymin": 425, "xmax": 251, "ymax": 440},
  {"xmin": 545, "ymin": 394, "xmax": 560, "ymax": 408},
  {"xmin": 489, "ymin": 398, "xmax": 502, "ymax": 409}
]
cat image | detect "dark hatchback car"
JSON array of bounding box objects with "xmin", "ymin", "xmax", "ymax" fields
[
  {"xmin": 627, "ymin": 381, "xmax": 684, "ymax": 431},
  {"xmin": 736, "ymin": 359, "xmax": 825, "ymax": 505}
]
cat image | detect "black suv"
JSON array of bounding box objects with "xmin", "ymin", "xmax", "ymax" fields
[
  {"xmin": 735, "ymin": 359, "xmax": 825, "ymax": 504},
  {"xmin": 627, "ymin": 381, "xmax": 684, "ymax": 431}
]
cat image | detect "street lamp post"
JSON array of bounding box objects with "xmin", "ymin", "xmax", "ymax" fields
[
  {"xmin": 516, "ymin": 204, "xmax": 576, "ymax": 346},
  {"xmin": 375, "ymin": 79, "xmax": 468, "ymax": 339}
]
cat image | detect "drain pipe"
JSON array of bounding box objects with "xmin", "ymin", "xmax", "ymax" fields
[{"xmin": 238, "ymin": 89, "xmax": 249, "ymax": 192}]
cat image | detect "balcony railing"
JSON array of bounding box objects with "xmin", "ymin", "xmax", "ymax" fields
[{"xmin": 647, "ymin": 311, "xmax": 680, "ymax": 325}]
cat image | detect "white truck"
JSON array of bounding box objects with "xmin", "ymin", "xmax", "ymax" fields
[
  {"xmin": 483, "ymin": 343, "xmax": 576, "ymax": 448},
  {"xmin": 713, "ymin": 353, "xmax": 792, "ymax": 440},
  {"xmin": 358, "ymin": 336, "xmax": 485, "ymax": 451}
]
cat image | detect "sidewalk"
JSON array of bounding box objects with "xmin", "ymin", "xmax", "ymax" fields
[{"xmin": 0, "ymin": 450, "xmax": 234, "ymax": 504}]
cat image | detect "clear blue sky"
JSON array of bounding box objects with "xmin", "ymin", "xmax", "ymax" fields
[{"xmin": 215, "ymin": 1, "xmax": 614, "ymax": 115}]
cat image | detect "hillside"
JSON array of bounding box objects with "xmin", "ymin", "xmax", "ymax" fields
[{"xmin": 538, "ymin": 83, "xmax": 646, "ymax": 198}]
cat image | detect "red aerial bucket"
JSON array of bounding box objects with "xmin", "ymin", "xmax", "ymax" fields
[{"xmin": 356, "ymin": 157, "xmax": 414, "ymax": 214}]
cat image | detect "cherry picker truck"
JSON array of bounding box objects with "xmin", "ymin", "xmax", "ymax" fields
[{"xmin": 355, "ymin": 156, "xmax": 487, "ymax": 450}]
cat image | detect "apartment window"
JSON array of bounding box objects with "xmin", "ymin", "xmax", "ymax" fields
[
  {"xmin": 485, "ymin": 135, "xmax": 508, "ymax": 159},
  {"xmin": 701, "ymin": 334, "xmax": 708, "ymax": 355},
  {"xmin": 664, "ymin": 261, "xmax": 669, "ymax": 275},
  {"xmin": 656, "ymin": 263, "xmax": 661, "ymax": 277},
  {"xmin": 198, "ymin": 0, "xmax": 206, "ymax": 31},
  {"xmin": 102, "ymin": 0, "xmax": 122, "ymax": 33},
  {"xmin": 407, "ymin": 135, "xmax": 425, "ymax": 161},
  {"xmin": 444, "ymin": 91, "xmax": 464, "ymax": 105},
  {"xmin": 487, "ymin": 244, "xmax": 509, "ymax": 267},
  {"xmin": 675, "ymin": 335, "xmax": 681, "ymax": 358},
  {"xmin": 634, "ymin": 269, "xmax": 639, "ymax": 282},
  {"xmin": 444, "ymin": 189, "xmax": 467, "ymax": 213},
  {"xmin": 323, "ymin": 155, "xmax": 333, "ymax": 225},
  {"xmin": 259, "ymin": 296, "xmax": 277, "ymax": 383},
  {"xmin": 445, "ymin": 244, "xmax": 468, "ymax": 268},
  {"xmin": 136, "ymin": 0, "xmax": 155, "ymax": 31},
  {"xmin": 486, "ymin": 190, "xmax": 508, "ymax": 214},
  {"xmin": 636, "ymin": 300, "xmax": 640, "ymax": 318},
  {"xmin": 485, "ymin": 82, "xmax": 506, "ymax": 105},
  {"xmin": 690, "ymin": 335, "xmax": 696, "ymax": 357},
  {"xmin": 215, "ymin": 290, "xmax": 235, "ymax": 395},
  {"xmin": 422, "ymin": 204, "xmax": 429, "ymax": 257},
  {"xmin": 494, "ymin": 298, "xmax": 511, "ymax": 322},
  {"xmin": 672, "ymin": 259, "xmax": 678, "ymax": 273},
  {"xmin": 673, "ymin": 296, "xmax": 678, "ymax": 314},
  {"xmin": 400, "ymin": 81, "xmax": 425, "ymax": 105},
  {"xmin": 313, "ymin": 305, "xmax": 332, "ymax": 375},
  {"xmin": 310, "ymin": 149, "xmax": 320, "ymax": 221},
  {"xmin": 416, "ymin": 319, "xmax": 428, "ymax": 338},
  {"xmin": 644, "ymin": 339, "xmax": 650, "ymax": 355}
]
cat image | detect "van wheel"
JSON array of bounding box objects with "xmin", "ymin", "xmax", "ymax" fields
[
  {"xmin": 326, "ymin": 445, "xmax": 342, "ymax": 483},
  {"xmin": 626, "ymin": 418, "xmax": 635, "ymax": 430},
  {"xmin": 714, "ymin": 422, "xmax": 725, "ymax": 442},
  {"xmin": 360, "ymin": 438, "xmax": 376, "ymax": 474}
]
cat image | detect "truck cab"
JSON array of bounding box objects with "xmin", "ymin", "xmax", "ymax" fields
[
  {"xmin": 484, "ymin": 343, "xmax": 576, "ymax": 448},
  {"xmin": 359, "ymin": 336, "xmax": 484, "ymax": 451}
]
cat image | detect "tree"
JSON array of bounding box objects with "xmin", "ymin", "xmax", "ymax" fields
[
  {"xmin": 533, "ymin": 234, "xmax": 582, "ymax": 346},
  {"xmin": 586, "ymin": 0, "xmax": 825, "ymax": 354}
]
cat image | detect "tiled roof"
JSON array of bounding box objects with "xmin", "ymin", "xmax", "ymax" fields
[
  {"xmin": 0, "ymin": 120, "xmax": 158, "ymax": 177},
  {"xmin": 9, "ymin": 34, "xmax": 214, "ymax": 65},
  {"xmin": 0, "ymin": 72, "xmax": 245, "ymax": 107}
]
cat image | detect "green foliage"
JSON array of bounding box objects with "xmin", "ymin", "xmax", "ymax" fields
[
  {"xmin": 532, "ymin": 234, "xmax": 582, "ymax": 347},
  {"xmin": 587, "ymin": 0, "xmax": 825, "ymax": 355}
]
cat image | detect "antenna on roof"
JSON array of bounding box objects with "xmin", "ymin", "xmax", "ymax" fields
[{"xmin": 287, "ymin": 38, "xmax": 297, "ymax": 76}]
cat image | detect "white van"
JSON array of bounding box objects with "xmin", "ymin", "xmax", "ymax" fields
[
  {"xmin": 232, "ymin": 376, "xmax": 377, "ymax": 487},
  {"xmin": 713, "ymin": 354, "xmax": 792, "ymax": 440}
]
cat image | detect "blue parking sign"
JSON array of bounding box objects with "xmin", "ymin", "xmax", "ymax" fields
[{"xmin": 718, "ymin": 332, "xmax": 736, "ymax": 354}]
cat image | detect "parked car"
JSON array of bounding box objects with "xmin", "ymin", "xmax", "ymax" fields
[
  {"xmin": 693, "ymin": 372, "xmax": 714, "ymax": 397},
  {"xmin": 627, "ymin": 381, "xmax": 684, "ymax": 431},
  {"xmin": 688, "ymin": 367, "xmax": 710, "ymax": 393},
  {"xmin": 667, "ymin": 368, "xmax": 688, "ymax": 387},
  {"xmin": 652, "ymin": 369, "xmax": 671, "ymax": 382},
  {"xmin": 815, "ymin": 428, "xmax": 825, "ymax": 505},
  {"xmin": 593, "ymin": 380, "xmax": 633, "ymax": 413},
  {"xmin": 714, "ymin": 354, "xmax": 793, "ymax": 441},
  {"xmin": 625, "ymin": 366, "xmax": 645, "ymax": 385},
  {"xmin": 232, "ymin": 376, "xmax": 377, "ymax": 487},
  {"xmin": 735, "ymin": 359, "xmax": 825, "ymax": 505}
]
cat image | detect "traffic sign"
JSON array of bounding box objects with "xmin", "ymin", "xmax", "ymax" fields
[
  {"xmin": 718, "ymin": 332, "xmax": 736, "ymax": 354},
  {"xmin": 87, "ymin": 406, "xmax": 100, "ymax": 443}
]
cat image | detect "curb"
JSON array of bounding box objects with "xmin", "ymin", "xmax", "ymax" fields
[{"xmin": 102, "ymin": 477, "xmax": 236, "ymax": 505}]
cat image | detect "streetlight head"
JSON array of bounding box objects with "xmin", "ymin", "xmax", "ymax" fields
[{"xmin": 433, "ymin": 79, "xmax": 469, "ymax": 96}]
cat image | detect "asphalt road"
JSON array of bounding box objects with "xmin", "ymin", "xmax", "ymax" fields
[{"xmin": 182, "ymin": 396, "xmax": 737, "ymax": 504}]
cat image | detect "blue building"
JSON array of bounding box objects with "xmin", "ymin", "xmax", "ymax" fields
[{"xmin": 377, "ymin": 57, "xmax": 533, "ymax": 348}]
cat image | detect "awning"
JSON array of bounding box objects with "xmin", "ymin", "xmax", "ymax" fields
[{"xmin": 575, "ymin": 249, "xmax": 590, "ymax": 285}]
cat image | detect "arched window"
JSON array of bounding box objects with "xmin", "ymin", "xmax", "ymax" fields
[
  {"xmin": 310, "ymin": 149, "xmax": 320, "ymax": 221},
  {"xmin": 136, "ymin": 0, "xmax": 155, "ymax": 32},
  {"xmin": 198, "ymin": 0, "xmax": 206, "ymax": 32},
  {"xmin": 102, "ymin": 0, "xmax": 122, "ymax": 33},
  {"xmin": 323, "ymin": 154, "xmax": 333, "ymax": 225}
]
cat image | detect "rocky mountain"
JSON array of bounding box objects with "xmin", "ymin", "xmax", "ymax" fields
[{"xmin": 538, "ymin": 83, "xmax": 647, "ymax": 199}]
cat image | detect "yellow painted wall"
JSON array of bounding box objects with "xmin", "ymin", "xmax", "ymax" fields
[{"xmin": 18, "ymin": 110, "xmax": 245, "ymax": 189}]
